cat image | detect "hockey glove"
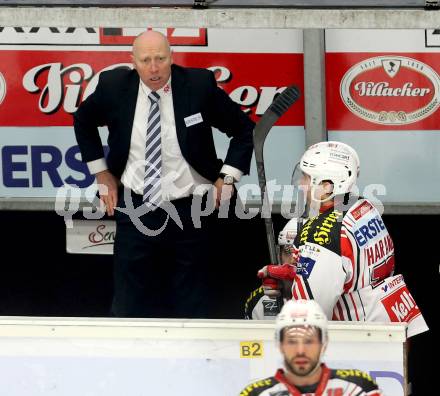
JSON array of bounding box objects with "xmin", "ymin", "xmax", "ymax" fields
[{"xmin": 257, "ymin": 263, "xmax": 296, "ymax": 298}]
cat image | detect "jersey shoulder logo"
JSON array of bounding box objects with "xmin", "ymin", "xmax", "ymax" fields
[{"xmin": 296, "ymin": 256, "xmax": 316, "ymax": 279}]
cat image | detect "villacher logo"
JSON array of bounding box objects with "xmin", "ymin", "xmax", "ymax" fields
[
  {"xmin": 340, "ymin": 55, "xmax": 440, "ymax": 125},
  {"xmin": 0, "ymin": 71, "xmax": 6, "ymax": 105}
]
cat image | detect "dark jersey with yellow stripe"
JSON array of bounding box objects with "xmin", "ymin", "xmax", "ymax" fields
[
  {"xmin": 294, "ymin": 207, "xmax": 344, "ymax": 255},
  {"xmin": 244, "ymin": 287, "xmax": 281, "ymax": 320},
  {"xmin": 238, "ymin": 366, "xmax": 383, "ymax": 395},
  {"xmin": 239, "ymin": 376, "xmax": 278, "ymax": 396}
]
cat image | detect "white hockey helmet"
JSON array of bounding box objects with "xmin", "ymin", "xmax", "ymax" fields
[
  {"xmin": 278, "ymin": 217, "xmax": 299, "ymax": 246},
  {"xmin": 275, "ymin": 299, "xmax": 328, "ymax": 345},
  {"xmin": 299, "ymin": 141, "xmax": 360, "ymax": 196}
]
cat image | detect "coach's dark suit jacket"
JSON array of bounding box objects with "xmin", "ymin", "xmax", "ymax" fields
[{"xmin": 74, "ymin": 64, "xmax": 255, "ymax": 183}]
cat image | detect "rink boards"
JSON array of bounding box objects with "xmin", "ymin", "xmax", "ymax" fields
[{"xmin": 0, "ymin": 317, "xmax": 406, "ymax": 395}]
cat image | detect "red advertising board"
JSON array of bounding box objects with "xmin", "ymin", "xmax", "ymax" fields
[
  {"xmin": 326, "ymin": 52, "xmax": 440, "ymax": 130},
  {"xmin": 0, "ymin": 33, "xmax": 304, "ymax": 127}
]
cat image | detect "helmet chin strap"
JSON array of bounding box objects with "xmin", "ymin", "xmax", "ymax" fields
[
  {"xmin": 306, "ymin": 359, "xmax": 322, "ymax": 377},
  {"xmin": 305, "ymin": 341, "xmax": 327, "ymax": 377},
  {"xmin": 309, "ymin": 185, "xmax": 334, "ymax": 214},
  {"xmin": 307, "ymin": 199, "xmax": 321, "ymax": 218},
  {"xmin": 314, "ymin": 341, "xmax": 327, "ymax": 374}
]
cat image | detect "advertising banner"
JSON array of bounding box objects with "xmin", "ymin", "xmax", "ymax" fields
[
  {"xmin": 0, "ymin": 28, "xmax": 305, "ymax": 199},
  {"xmin": 66, "ymin": 219, "xmax": 115, "ymax": 254},
  {"xmin": 326, "ymin": 29, "xmax": 440, "ymax": 203}
]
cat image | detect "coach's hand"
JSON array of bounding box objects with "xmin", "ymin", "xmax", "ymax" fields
[
  {"xmin": 96, "ymin": 170, "xmax": 119, "ymax": 216},
  {"xmin": 214, "ymin": 178, "xmax": 235, "ymax": 209}
]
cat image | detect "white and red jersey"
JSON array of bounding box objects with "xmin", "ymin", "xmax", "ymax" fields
[
  {"xmin": 244, "ymin": 286, "xmax": 283, "ymax": 320},
  {"xmin": 291, "ymin": 198, "xmax": 428, "ymax": 338},
  {"xmin": 239, "ymin": 365, "xmax": 383, "ymax": 396}
]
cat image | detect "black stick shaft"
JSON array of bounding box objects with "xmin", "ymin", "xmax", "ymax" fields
[{"xmin": 253, "ymin": 85, "xmax": 300, "ymax": 265}]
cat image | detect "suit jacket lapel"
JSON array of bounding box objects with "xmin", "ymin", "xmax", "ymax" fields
[
  {"xmin": 119, "ymin": 70, "xmax": 139, "ymax": 157},
  {"xmin": 171, "ymin": 65, "xmax": 189, "ymax": 156}
]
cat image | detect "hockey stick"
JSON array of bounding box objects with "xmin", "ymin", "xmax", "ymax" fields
[
  {"xmin": 253, "ymin": 85, "xmax": 300, "ymax": 309},
  {"xmin": 254, "ymin": 85, "xmax": 301, "ymax": 264}
]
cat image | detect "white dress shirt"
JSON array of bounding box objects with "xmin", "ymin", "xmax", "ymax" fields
[{"xmin": 87, "ymin": 77, "xmax": 243, "ymax": 200}]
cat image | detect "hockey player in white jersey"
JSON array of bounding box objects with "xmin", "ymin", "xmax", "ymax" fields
[
  {"xmin": 258, "ymin": 141, "xmax": 428, "ymax": 338},
  {"xmin": 239, "ymin": 299, "xmax": 383, "ymax": 396}
]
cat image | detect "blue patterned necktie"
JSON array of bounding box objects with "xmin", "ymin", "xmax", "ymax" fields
[{"xmin": 143, "ymin": 91, "xmax": 162, "ymax": 208}]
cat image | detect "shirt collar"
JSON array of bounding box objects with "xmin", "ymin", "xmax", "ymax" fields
[{"xmin": 140, "ymin": 76, "xmax": 172, "ymax": 98}]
